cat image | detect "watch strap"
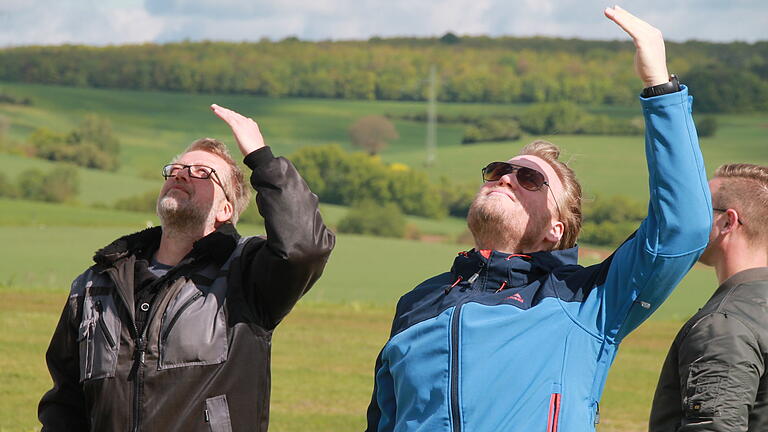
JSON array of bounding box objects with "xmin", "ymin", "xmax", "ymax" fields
[{"xmin": 641, "ymin": 74, "xmax": 681, "ymax": 98}]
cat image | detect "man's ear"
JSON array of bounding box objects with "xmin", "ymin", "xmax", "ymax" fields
[
  {"xmin": 545, "ymin": 220, "xmax": 565, "ymax": 245},
  {"xmin": 215, "ymin": 199, "xmax": 234, "ymax": 224}
]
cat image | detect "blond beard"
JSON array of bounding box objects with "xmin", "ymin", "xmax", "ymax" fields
[{"xmin": 467, "ymin": 192, "xmax": 547, "ymax": 254}]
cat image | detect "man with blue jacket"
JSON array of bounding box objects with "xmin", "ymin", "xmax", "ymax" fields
[{"xmin": 365, "ymin": 6, "xmax": 711, "ymax": 432}]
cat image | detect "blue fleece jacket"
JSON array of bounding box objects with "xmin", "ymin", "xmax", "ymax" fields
[{"xmin": 365, "ymin": 87, "xmax": 712, "ymax": 432}]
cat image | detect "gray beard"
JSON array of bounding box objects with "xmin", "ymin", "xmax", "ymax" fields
[
  {"xmin": 467, "ymin": 193, "xmax": 546, "ymax": 253},
  {"xmin": 156, "ymin": 194, "xmax": 210, "ymax": 234}
]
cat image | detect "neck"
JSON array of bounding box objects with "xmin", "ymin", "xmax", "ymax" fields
[
  {"xmin": 155, "ymin": 225, "xmax": 214, "ymax": 266},
  {"xmin": 714, "ymin": 246, "xmax": 768, "ymax": 285}
]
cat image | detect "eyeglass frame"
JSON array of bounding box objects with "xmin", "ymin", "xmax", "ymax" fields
[
  {"xmin": 161, "ymin": 163, "xmax": 232, "ymax": 203},
  {"xmin": 713, "ymin": 207, "xmax": 744, "ymax": 225},
  {"xmin": 481, "ymin": 161, "xmax": 562, "ymax": 219}
]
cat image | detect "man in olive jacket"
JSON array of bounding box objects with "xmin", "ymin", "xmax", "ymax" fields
[
  {"xmin": 38, "ymin": 105, "xmax": 335, "ymax": 431},
  {"xmin": 649, "ymin": 163, "xmax": 768, "ymax": 431}
]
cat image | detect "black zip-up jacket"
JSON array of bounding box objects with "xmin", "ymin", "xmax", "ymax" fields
[
  {"xmin": 38, "ymin": 147, "xmax": 335, "ymax": 432},
  {"xmin": 649, "ymin": 267, "xmax": 768, "ymax": 432}
]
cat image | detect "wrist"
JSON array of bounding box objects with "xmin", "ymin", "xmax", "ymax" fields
[{"xmin": 641, "ymin": 74, "xmax": 680, "ymax": 98}]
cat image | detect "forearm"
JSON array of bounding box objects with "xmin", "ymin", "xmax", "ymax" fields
[
  {"xmin": 245, "ymin": 146, "xmax": 334, "ymax": 262},
  {"xmin": 243, "ymin": 147, "xmax": 335, "ymax": 325},
  {"xmin": 641, "ymin": 85, "xmax": 711, "ymax": 256}
]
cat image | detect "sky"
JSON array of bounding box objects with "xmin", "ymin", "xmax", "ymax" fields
[{"xmin": 0, "ymin": 0, "xmax": 765, "ymax": 47}]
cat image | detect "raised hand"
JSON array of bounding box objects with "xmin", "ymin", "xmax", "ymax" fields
[
  {"xmin": 210, "ymin": 104, "xmax": 266, "ymax": 156},
  {"xmin": 604, "ymin": 5, "xmax": 670, "ymax": 87}
]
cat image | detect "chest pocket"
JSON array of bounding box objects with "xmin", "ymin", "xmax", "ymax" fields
[
  {"xmin": 157, "ymin": 237, "xmax": 248, "ymax": 370},
  {"xmin": 157, "ymin": 276, "xmax": 229, "ymax": 369},
  {"xmin": 78, "ymin": 285, "xmax": 121, "ymax": 382}
]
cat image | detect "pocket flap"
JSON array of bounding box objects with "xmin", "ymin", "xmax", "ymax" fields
[{"xmin": 205, "ymin": 395, "xmax": 232, "ymax": 432}]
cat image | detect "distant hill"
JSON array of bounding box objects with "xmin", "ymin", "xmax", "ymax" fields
[{"xmin": 0, "ymin": 37, "xmax": 766, "ymax": 112}]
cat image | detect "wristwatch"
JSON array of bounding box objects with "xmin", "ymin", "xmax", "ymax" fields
[{"xmin": 641, "ymin": 74, "xmax": 680, "ymax": 98}]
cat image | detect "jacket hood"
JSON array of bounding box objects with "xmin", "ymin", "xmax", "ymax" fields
[{"xmin": 449, "ymin": 247, "xmax": 579, "ymax": 291}]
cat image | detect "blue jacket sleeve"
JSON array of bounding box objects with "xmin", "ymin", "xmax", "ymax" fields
[{"xmin": 598, "ymin": 86, "xmax": 711, "ymax": 342}]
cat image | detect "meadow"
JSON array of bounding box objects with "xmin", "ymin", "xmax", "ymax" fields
[{"xmin": 1, "ymin": 82, "xmax": 766, "ymax": 431}]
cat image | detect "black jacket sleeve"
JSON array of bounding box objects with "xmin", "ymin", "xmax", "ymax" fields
[
  {"xmin": 676, "ymin": 313, "xmax": 764, "ymax": 432},
  {"xmin": 38, "ymin": 290, "xmax": 88, "ymax": 431},
  {"xmin": 239, "ymin": 147, "xmax": 335, "ymax": 329}
]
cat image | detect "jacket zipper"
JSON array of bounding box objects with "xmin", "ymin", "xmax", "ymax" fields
[
  {"xmin": 94, "ymin": 300, "xmax": 116, "ymax": 349},
  {"xmin": 105, "ymin": 268, "xmax": 147, "ymax": 432},
  {"xmin": 547, "ymin": 393, "xmax": 561, "ymax": 432},
  {"xmin": 448, "ymin": 261, "xmax": 485, "ymax": 432},
  {"xmin": 449, "ymin": 302, "xmax": 464, "ymax": 432},
  {"xmin": 161, "ymin": 291, "xmax": 203, "ymax": 343}
]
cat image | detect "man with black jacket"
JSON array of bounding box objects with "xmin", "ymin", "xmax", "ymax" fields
[
  {"xmin": 649, "ymin": 163, "xmax": 768, "ymax": 431},
  {"xmin": 38, "ymin": 104, "xmax": 335, "ymax": 431}
]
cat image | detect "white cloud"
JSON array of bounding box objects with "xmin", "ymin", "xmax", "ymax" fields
[{"xmin": 0, "ymin": 0, "xmax": 764, "ymax": 47}]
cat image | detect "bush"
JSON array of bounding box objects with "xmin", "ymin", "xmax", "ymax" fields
[
  {"xmin": 578, "ymin": 194, "xmax": 645, "ymax": 247},
  {"xmin": 696, "ymin": 116, "xmax": 718, "ymax": 138},
  {"xmin": 17, "ymin": 165, "xmax": 79, "ymax": 203},
  {"xmin": 337, "ymin": 200, "xmax": 406, "ymax": 238},
  {"xmin": 238, "ymin": 204, "xmax": 264, "ymax": 226},
  {"xmin": 114, "ymin": 190, "xmax": 157, "ymax": 213},
  {"xmin": 462, "ymin": 118, "xmax": 522, "ymax": 144},
  {"xmin": 519, "ymin": 101, "xmax": 642, "ymax": 136},
  {"xmin": 290, "ymin": 144, "xmax": 446, "ymax": 218},
  {"xmin": 0, "ymin": 172, "xmax": 18, "ymax": 198},
  {"xmin": 28, "ymin": 114, "xmax": 120, "ymax": 171}
]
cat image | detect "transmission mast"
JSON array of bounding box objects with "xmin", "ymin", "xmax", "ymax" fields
[{"xmin": 425, "ymin": 65, "xmax": 437, "ymax": 166}]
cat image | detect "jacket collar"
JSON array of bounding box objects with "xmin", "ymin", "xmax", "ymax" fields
[
  {"xmin": 449, "ymin": 247, "xmax": 578, "ymax": 292},
  {"xmin": 713, "ymin": 267, "xmax": 768, "ymax": 297},
  {"xmin": 93, "ymin": 223, "xmax": 240, "ymax": 269}
]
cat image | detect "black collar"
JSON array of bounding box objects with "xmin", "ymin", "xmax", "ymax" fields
[{"xmin": 93, "ymin": 223, "xmax": 240, "ymax": 269}]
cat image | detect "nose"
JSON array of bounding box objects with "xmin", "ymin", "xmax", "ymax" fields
[
  {"xmin": 497, "ymin": 172, "xmax": 518, "ymax": 189},
  {"xmin": 173, "ymin": 166, "xmax": 192, "ymax": 182}
]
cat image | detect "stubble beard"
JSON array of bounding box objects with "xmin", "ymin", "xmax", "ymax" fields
[
  {"xmin": 467, "ymin": 192, "xmax": 547, "ymax": 253},
  {"xmin": 156, "ymin": 191, "xmax": 211, "ymax": 235}
]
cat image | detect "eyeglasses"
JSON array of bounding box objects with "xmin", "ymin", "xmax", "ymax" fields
[
  {"xmin": 713, "ymin": 208, "xmax": 744, "ymax": 225},
  {"xmin": 481, "ymin": 161, "xmax": 561, "ymax": 218},
  {"xmin": 482, "ymin": 162, "xmax": 549, "ymax": 191},
  {"xmin": 162, "ymin": 164, "xmax": 231, "ymax": 202}
]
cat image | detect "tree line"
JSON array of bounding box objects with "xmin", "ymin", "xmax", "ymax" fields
[{"xmin": 0, "ymin": 37, "xmax": 765, "ymax": 112}]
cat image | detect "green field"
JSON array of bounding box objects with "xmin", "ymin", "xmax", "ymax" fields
[
  {"xmin": 3, "ymin": 82, "xmax": 766, "ymax": 205},
  {"xmin": 0, "ymin": 82, "xmax": 763, "ymax": 431}
]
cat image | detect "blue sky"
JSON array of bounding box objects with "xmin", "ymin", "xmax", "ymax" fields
[{"xmin": 0, "ymin": 0, "xmax": 765, "ymax": 47}]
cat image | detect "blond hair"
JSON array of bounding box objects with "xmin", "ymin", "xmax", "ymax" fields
[
  {"xmin": 177, "ymin": 138, "xmax": 251, "ymax": 224},
  {"xmin": 519, "ymin": 140, "xmax": 582, "ymax": 249},
  {"xmin": 713, "ymin": 163, "xmax": 768, "ymax": 245}
]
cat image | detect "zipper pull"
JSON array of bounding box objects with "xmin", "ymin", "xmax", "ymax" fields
[
  {"xmin": 467, "ymin": 272, "xmax": 480, "ymax": 285},
  {"xmin": 595, "ymin": 401, "xmax": 600, "ymax": 425},
  {"xmin": 135, "ymin": 337, "xmax": 147, "ymax": 365}
]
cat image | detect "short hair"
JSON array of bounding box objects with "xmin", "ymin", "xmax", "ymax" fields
[
  {"xmin": 713, "ymin": 163, "xmax": 768, "ymax": 246},
  {"xmin": 519, "ymin": 140, "xmax": 582, "ymax": 249},
  {"xmin": 177, "ymin": 138, "xmax": 251, "ymax": 224}
]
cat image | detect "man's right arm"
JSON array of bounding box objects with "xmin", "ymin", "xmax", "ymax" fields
[
  {"xmin": 674, "ymin": 313, "xmax": 763, "ymax": 431},
  {"xmin": 38, "ymin": 290, "xmax": 88, "ymax": 430}
]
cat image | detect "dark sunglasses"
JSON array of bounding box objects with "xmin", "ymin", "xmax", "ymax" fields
[{"xmin": 482, "ymin": 162, "xmax": 549, "ymax": 191}]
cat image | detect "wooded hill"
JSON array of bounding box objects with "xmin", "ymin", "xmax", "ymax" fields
[{"xmin": 0, "ymin": 36, "xmax": 766, "ymax": 112}]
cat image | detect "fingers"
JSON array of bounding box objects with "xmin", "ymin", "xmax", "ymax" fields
[
  {"xmin": 210, "ymin": 104, "xmax": 266, "ymax": 156},
  {"xmin": 604, "ymin": 5, "xmax": 668, "ymax": 87},
  {"xmin": 604, "ymin": 5, "xmax": 638, "ymax": 39},
  {"xmin": 211, "ymin": 103, "xmax": 246, "ymax": 125}
]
